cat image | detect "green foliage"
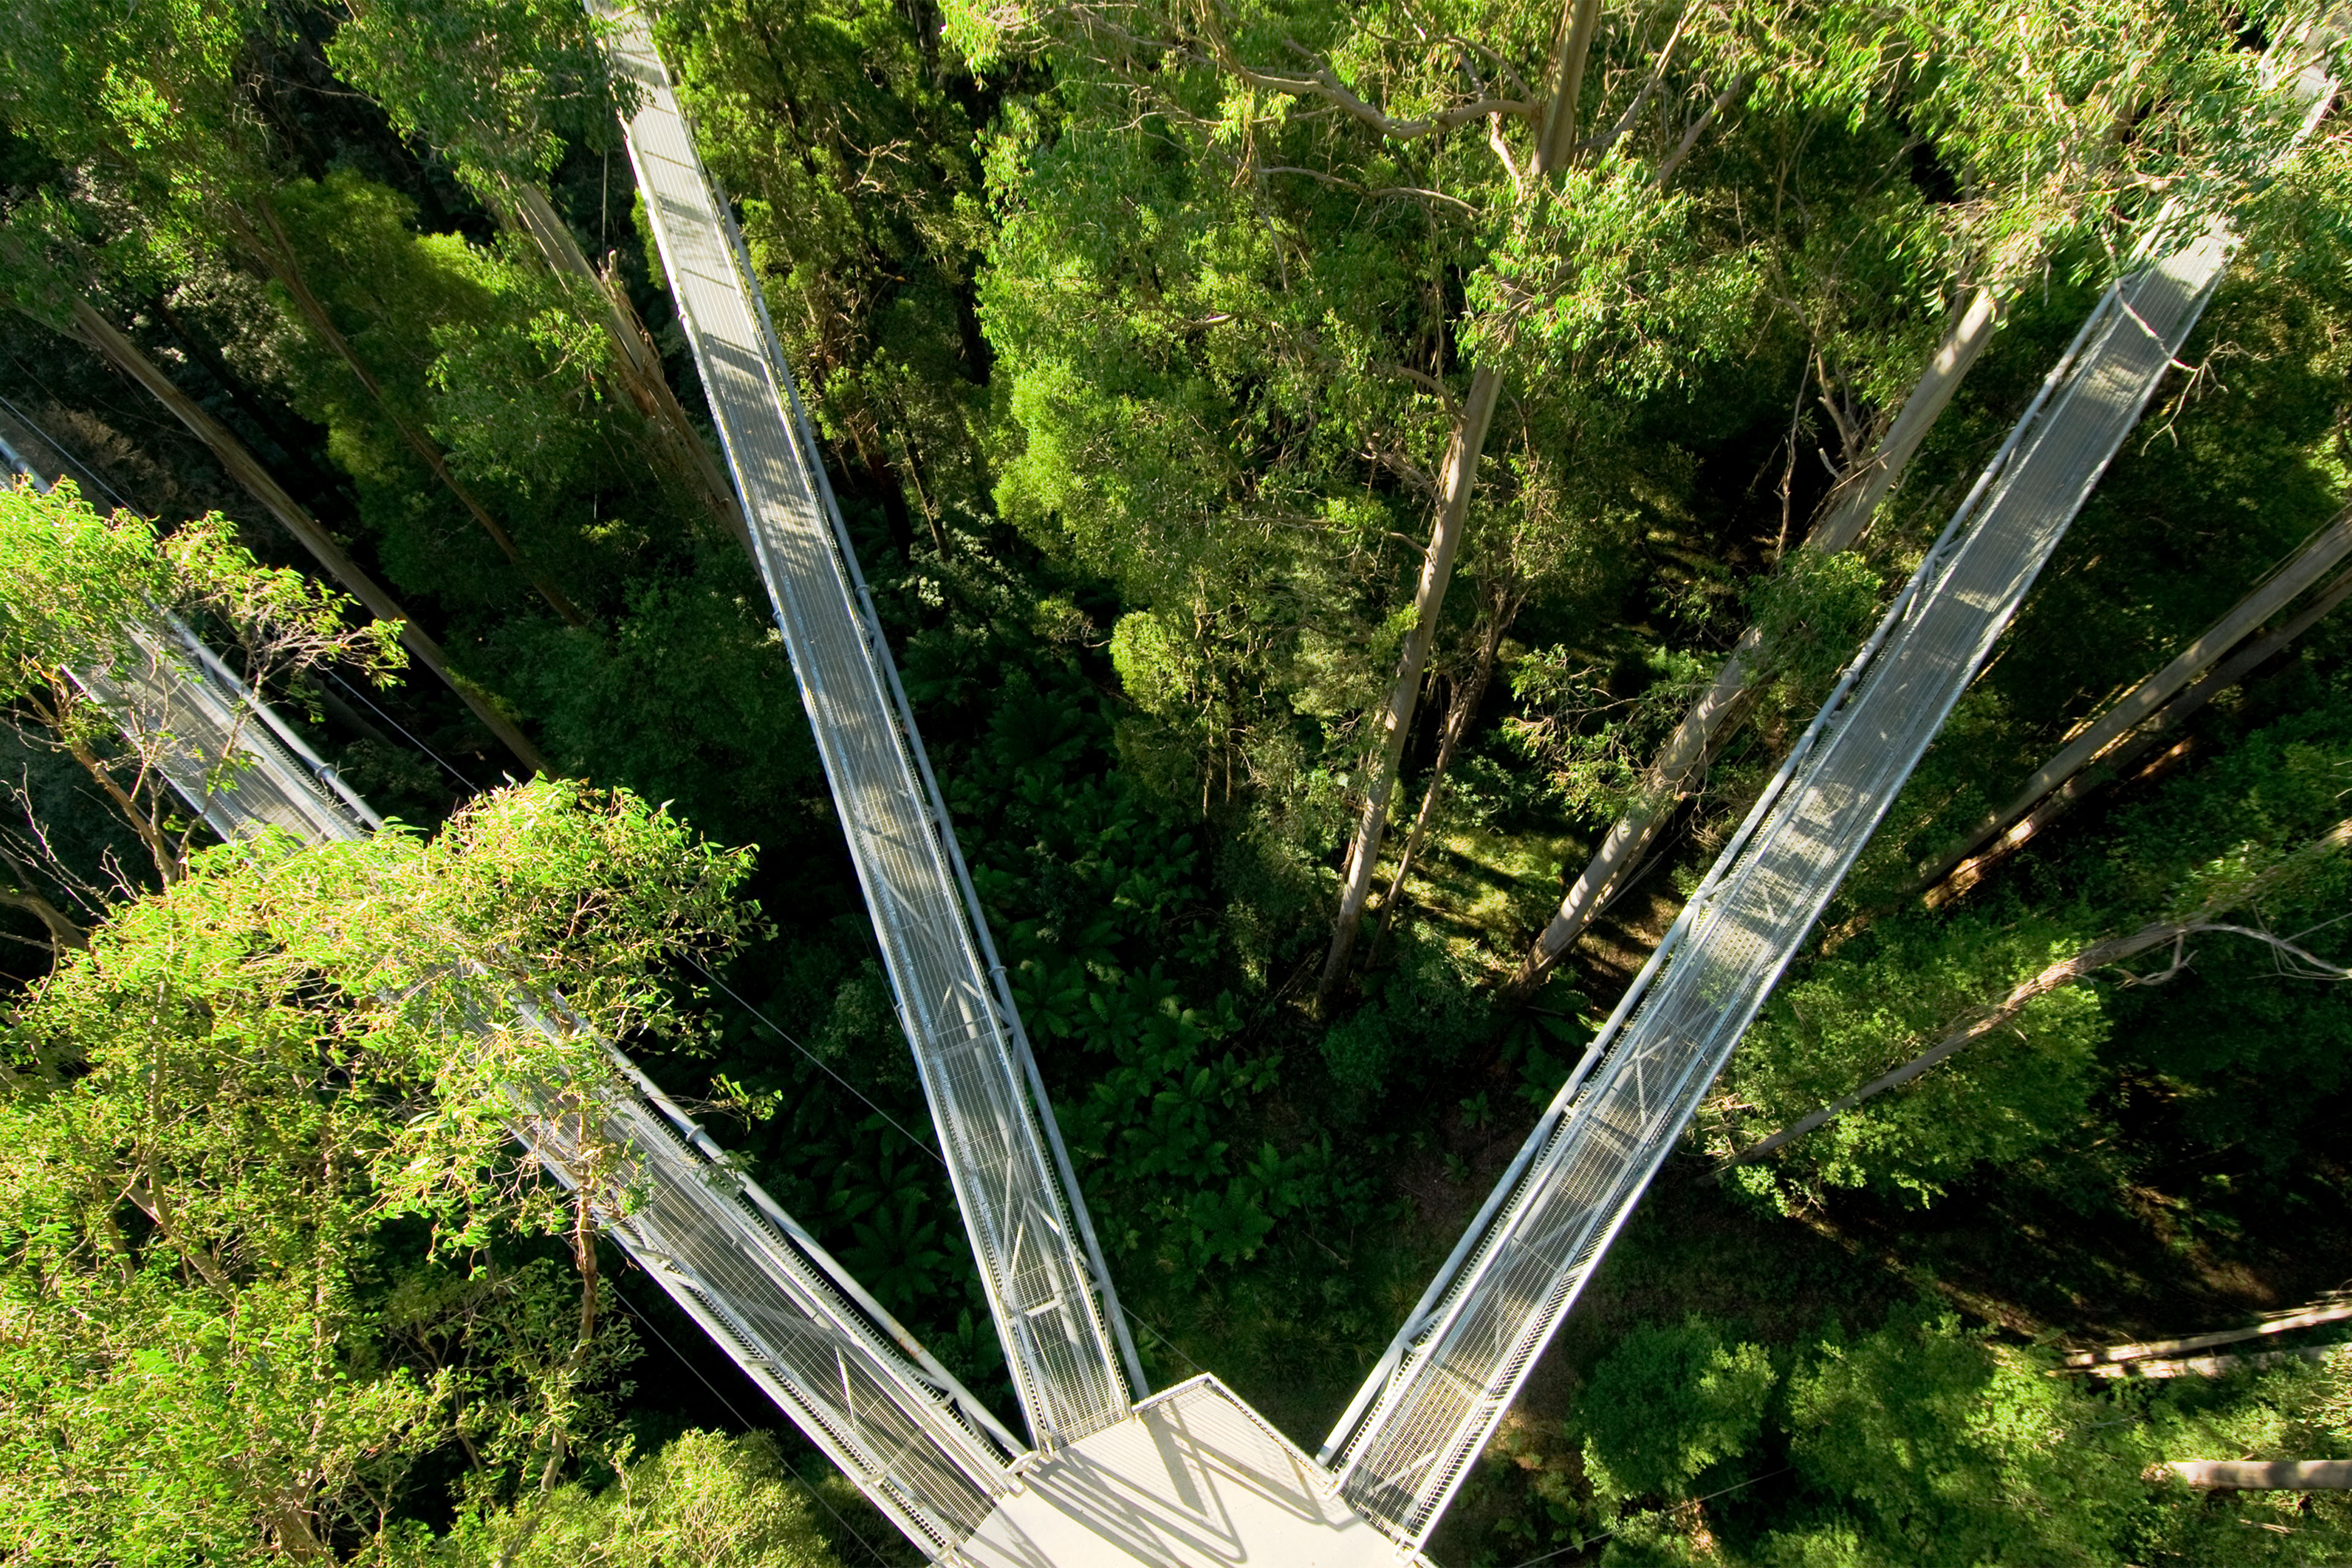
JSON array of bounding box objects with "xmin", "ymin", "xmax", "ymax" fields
[
  {"xmin": 435, "ymin": 1429, "xmax": 842, "ymax": 1568},
  {"xmin": 325, "ymin": 0, "xmax": 637, "ymax": 197},
  {"xmin": 1743, "ymin": 550, "xmax": 1885, "ymax": 706},
  {"xmin": 0, "ymin": 779, "xmax": 753, "ymax": 1563},
  {"xmin": 1506, "ymin": 644, "xmax": 1716, "ymax": 823},
  {"xmin": 1317, "ymin": 926, "xmax": 1489, "ymax": 1103},
  {"xmin": 1724, "ymin": 902, "xmax": 2113, "ymax": 1208},
  {"xmin": 1725, "ymin": 668, "xmax": 2352, "ymax": 1205},
  {"xmin": 424, "ymin": 236, "xmax": 616, "ymax": 497},
  {"xmin": 6, "ymin": 0, "xmax": 2352, "ymax": 1553},
  {"xmin": 1775, "ymin": 1307, "xmax": 2141, "ymax": 1568},
  {"xmin": 0, "ymin": 474, "xmax": 401, "ymax": 707},
  {"xmin": 1576, "ymin": 1316, "xmax": 1777, "ymax": 1507},
  {"xmin": 0, "ymin": 475, "xmax": 402, "ymax": 883},
  {"xmin": 657, "ymin": 0, "xmax": 993, "ymax": 537}
]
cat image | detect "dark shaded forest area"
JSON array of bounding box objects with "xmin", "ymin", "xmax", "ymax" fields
[{"xmin": 2, "ymin": 0, "xmax": 2351, "ymax": 1563}]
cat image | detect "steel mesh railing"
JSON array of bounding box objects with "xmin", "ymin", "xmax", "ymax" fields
[
  {"xmin": 86, "ymin": 625, "xmax": 1020, "ymax": 1559},
  {"xmin": 1326, "ymin": 227, "xmax": 2236, "ymax": 1549},
  {"xmin": 593, "ymin": 0, "xmax": 1136, "ymax": 1446}
]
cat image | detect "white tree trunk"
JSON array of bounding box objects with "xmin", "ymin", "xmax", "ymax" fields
[
  {"xmin": 1316, "ymin": 0, "xmax": 1605, "ymax": 1009},
  {"xmin": 1318, "ymin": 366, "xmax": 1500, "ymax": 1007},
  {"xmin": 1916, "ymin": 503, "xmax": 2352, "ymax": 893},
  {"xmin": 2165, "ymin": 1460, "xmax": 2352, "ymax": 1490},
  {"xmin": 1506, "ymin": 286, "xmax": 2005, "ymax": 998}
]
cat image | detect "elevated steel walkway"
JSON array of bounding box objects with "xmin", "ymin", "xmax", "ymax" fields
[
  {"xmin": 595, "ymin": 0, "xmax": 1140, "ymax": 1450},
  {"xmin": 583, "ymin": 6, "xmax": 2332, "ymax": 1554},
  {"xmin": 89, "ymin": 638, "xmax": 1403, "ymax": 1568},
  {"xmin": 1319, "ymin": 27, "xmax": 2340, "ymax": 1547},
  {"xmin": 28, "ymin": 8, "xmax": 2311, "ymax": 1558}
]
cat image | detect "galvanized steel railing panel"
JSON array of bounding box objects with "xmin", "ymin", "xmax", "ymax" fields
[
  {"xmin": 593, "ymin": 0, "xmax": 1136, "ymax": 1446},
  {"xmin": 88, "ymin": 625, "xmax": 1018, "ymax": 1559},
  {"xmin": 1326, "ymin": 230, "xmax": 2234, "ymax": 1548}
]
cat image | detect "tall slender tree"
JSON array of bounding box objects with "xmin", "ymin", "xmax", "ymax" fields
[
  {"xmin": 1504, "ymin": 0, "xmax": 2323, "ymax": 1000},
  {"xmin": 322, "ymin": 0, "xmax": 753, "ymax": 550},
  {"xmin": 967, "ymin": 0, "xmax": 1841, "ymax": 1005},
  {"xmin": 0, "ymin": 0, "xmax": 590, "ymax": 625}
]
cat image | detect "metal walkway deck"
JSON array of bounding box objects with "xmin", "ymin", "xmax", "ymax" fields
[
  {"xmin": 1319, "ymin": 232, "xmax": 2235, "ymax": 1544},
  {"xmin": 597, "ymin": 0, "xmax": 1138, "ymax": 1450}
]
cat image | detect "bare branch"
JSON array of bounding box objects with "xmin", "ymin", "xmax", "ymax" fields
[
  {"xmin": 1386, "ymin": 363, "xmax": 1464, "ymax": 414},
  {"xmin": 1654, "ymin": 70, "xmax": 1758, "ymax": 190}
]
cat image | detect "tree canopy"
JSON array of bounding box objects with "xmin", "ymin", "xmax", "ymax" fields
[{"xmin": 1, "ymin": 0, "xmax": 2350, "ymax": 1560}]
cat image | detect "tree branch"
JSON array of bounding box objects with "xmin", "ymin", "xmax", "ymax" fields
[
  {"xmin": 1190, "ymin": 4, "xmax": 1531, "ymax": 144},
  {"xmin": 1713, "ymin": 817, "xmax": 2352, "ymax": 1174},
  {"xmin": 1654, "ymin": 70, "xmax": 1757, "ymax": 190}
]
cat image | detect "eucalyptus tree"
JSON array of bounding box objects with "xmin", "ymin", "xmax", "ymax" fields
[
  {"xmin": 0, "ymin": 284, "xmax": 551, "ymax": 773},
  {"xmin": 963, "ymin": 0, "xmax": 2214, "ymax": 1006},
  {"xmin": 0, "ymin": 464, "xmax": 763, "ymax": 1559},
  {"xmin": 0, "ymin": 0, "xmax": 590, "ymax": 625},
  {"xmin": 0, "ymin": 475, "xmax": 401, "ymax": 888},
  {"xmin": 1927, "ymin": 555, "xmax": 2352, "ymax": 903},
  {"xmin": 657, "ymin": 0, "xmax": 998, "ymax": 551},
  {"xmin": 1506, "ymin": 0, "xmax": 2339, "ymax": 998},
  {"xmin": 1719, "ymin": 810, "xmax": 2352, "ymax": 1175},
  {"xmin": 1708, "ymin": 666, "xmax": 2352, "ymax": 1204},
  {"xmin": 1912, "ymin": 503, "xmax": 2352, "ymax": 899},
  {"xmin": 965, "ymin": 0, "xmax": 1889, "ymax": 1001},
  {"xmin": 0, "ymin": 780, "xmax": 756, "ymax": 1565}
]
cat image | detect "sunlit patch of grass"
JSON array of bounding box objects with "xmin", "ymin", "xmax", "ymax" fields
[{"xmin": 1382, "ymin": 819, "xmax": 1585, "ymax": 970}]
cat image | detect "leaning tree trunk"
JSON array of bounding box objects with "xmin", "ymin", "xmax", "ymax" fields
[
  {"xmin": 59, "ymin": 294, "xmax": 550, "ymax": 775},
  {"xmin": 2163, "ymin": 1461, "xmax": 2352, "ymax": 1490},
  {"xmin": 1501, "ymin": 285, "xmax": 2005, "ymax": 1002},
  {"xmin": 236, "ymin": 197, "xmax": 591, "ymax": 628},
  {"xmin": 1928, "ymin": 557, "xmax": 2352, "ymax": 907},
  {"xmin": 501, "ymin": 183, "xmax": 750, "ymax": 552},
  {"xmin": 1912, "ymin": 503, "xmax": 2352, "ymax": 895},
  {"xmin": 1319, "ymin": 366, "xmax": 1502, "ymax": 1006},
  {"xmin": 1713, "ymin": 813, "xmax": 2352, "ymax": 1172},
  {"xmin": 1315, "ymin": 0, "xmax": 1604, "ymax": 1011}
]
